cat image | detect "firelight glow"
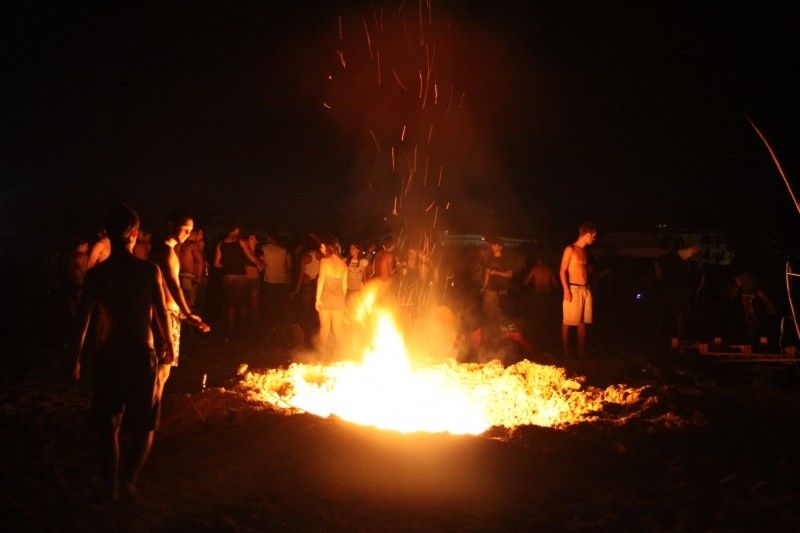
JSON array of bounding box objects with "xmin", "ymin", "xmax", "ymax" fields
[{"xmin": 240, "ymin": 287, "xmax": 643, "ymax": 435}]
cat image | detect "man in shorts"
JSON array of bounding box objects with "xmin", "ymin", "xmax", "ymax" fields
[
  {"xmin": 150, "ymin": 209, "xmax": 211, "ymax": 398},
  {"xmin": 73, "ymin": 205, "xmax": 174, "ymax": 500},
  {"xmin": 559, "ymin": 222, "xmax": 597, "ymax": 358}
]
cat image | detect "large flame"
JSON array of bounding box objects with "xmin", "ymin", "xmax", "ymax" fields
[{"xmin": 241, "ymin": 288, "xmax": 642, "ymax": 435}]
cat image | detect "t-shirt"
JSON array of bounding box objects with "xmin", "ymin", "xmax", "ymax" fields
[
  {"xmin": 347, "ymin": 257, "xmax": 369, "ymax": 291},
  {"xmin": 486, "ymin": 254, "xmax": 512, "ymax": 291}
]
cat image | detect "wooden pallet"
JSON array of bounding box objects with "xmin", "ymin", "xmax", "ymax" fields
[{"xmin": 696, "ymin": 343, "xmax": 798, "ymax": 363}]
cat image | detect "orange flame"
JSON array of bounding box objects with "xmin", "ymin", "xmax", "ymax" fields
[{"xmin": 241, "ymin": 287, "xmax": 642, "ymax": 435}]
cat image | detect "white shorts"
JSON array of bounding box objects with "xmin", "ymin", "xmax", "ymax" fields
[{"xmin": 563, "ymin": 285, "xmax": 592, "ymax": 326}]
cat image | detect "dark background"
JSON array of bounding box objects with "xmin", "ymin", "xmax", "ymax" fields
[{"xmin": 3, "ymin": 1, "xmax": 799, "ymax": 241}]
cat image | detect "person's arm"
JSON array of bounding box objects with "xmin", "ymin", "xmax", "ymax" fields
[
  {"xmin": 72, "ymin": 273, "xmax": 97, "ymax": 380},
  {"xmin": 523, "ymin": 267, "xmax": 534, "ymax": 287},
  {"xmin": 292, "ymin": 254, "xmax": 309, "ymax": 296},
  {"xmin": 341, "ymin": 262, "xmax": 348, "ymax": 294},
  {"xmin": 315, "ymin": 259, "xmax": 326, "ymax": 310},
  {"xmin": 214, "ymin": 243, "xmax": 223, "ymax": 269},
  {"xmin": 191, "ymin": 243, "xmax": 204, "ymax": 278},
  {"xmin": 86, "ymin": 239, "xmax": 107, "ymax": 269},
  {"xmin": 240, "ymin": 239, "xmax": 264, "ymax": 271},
  {"xmin": 164, "ymin": 250, "xmax": 209, "ymax": 331},
  {"xmin": 560, "ymin": 246, "xmax": 573, "ymax": 302},
  {"xmin": 151, "ymin": 266, "xmax": 175, "ymax": 365}
]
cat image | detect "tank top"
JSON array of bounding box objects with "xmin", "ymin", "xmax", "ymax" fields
[{"xmin": 219, "ymin": 240, "xmax": 246, "ymax": 275}]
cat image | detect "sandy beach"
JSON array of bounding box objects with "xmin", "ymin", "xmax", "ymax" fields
[{"xmin": 3, "ymin": 332, "xmax": 799, "ymax": 531}]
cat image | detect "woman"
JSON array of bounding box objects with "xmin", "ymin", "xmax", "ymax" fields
[
  {"xmin": 214, "ymin": 226, "xmax": 263, "ymax": 335},
  {"xmin": 346, "ymin": 242, "xmax": 369, "ymax": 307},
  {"xmin": 315, "ymin": 237, "xmax": 347, "ymax": 355}
]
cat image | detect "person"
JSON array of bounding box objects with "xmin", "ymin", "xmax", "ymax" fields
[
  {"xmin": 524, "ymin": 252, "xmax": 559, "ymax": 346},
  {"xmin": 72, "ymin": 205, "xmax": 174, "ymax": 501},
  {"xmin": 374, "ymin": 235, "xmax": 396, "ymax": 281},
  {"xmin": 291, "ymin": 234, "xmax": 322, "ymax": 346},
  {"xmin": 316, "ymin": 237, "xmax": 348, "ymax": 355},
  {"xmin": 560, "ymin": 222, "xmax": 597, "ymax": 358},
  {"xmin": 345, "ymin": 242, "xmax": 369, "ymax": 307},
  {"xmin": 178, "ymin": 228, "xmax": 206, "ymax": 311},
  {"xmin": 654, "ymin": 239, "xmax": 700, "ymax": 344},
  {"xmin": 261, "ymin": 232, "xmax": 292, "ymax": 331},
  {"xmin": 63, "ymin": 235, "xmax": 89, "ymax": 324},
  {"xmin": 481, "ymin": 237, "xmax": 513, "ymax": 323},
  {"xmin": 132, "ymin": 230, "xmax": 152, "ymax": 260},
  {"xmin": 86, "ymin": 232, "xmax": 111, "ymax": 269},
  {"xmin": 244, "ymin": 234, "xmax": 262, "ymax": 322},
  {"xmin": 214, "ymin": 225, "xmax": 263, "ymax": 336},
  {"xmin": 149, "ymin": 209, "xmax": 210, "ymax": 392}
]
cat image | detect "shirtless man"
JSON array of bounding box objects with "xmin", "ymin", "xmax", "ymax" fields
[
  {"xmin": 150, "ymin": 210, "xmax": 210, "ymax": 395},
  {"xmin": 72, "ymin": 205, "xmax": 174, "ymax": 500},
  {"xmin": 374, "ymin": 235, "xmax": 397, "ymax": 281},
  {"xmin": 559, "ymin": 222, "xmax": 597, "ymax": 358},
  {"xmin": 179, "ymin": 228, "xmax": 206, "ymax": 309}
]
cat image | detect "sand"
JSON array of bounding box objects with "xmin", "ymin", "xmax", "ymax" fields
[{"xmin": 3, "ymin": 333, "xmax": 799, "ymax": 531}]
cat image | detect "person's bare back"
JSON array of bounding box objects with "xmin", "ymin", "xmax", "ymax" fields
[{"xmin": 86, "ymin": 253, "xmax": 165, "ymax": 348}]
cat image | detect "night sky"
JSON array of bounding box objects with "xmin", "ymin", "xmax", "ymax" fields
[{"xmin": 3, "ymin": 1, "xmax": 799, "ymax": 241}]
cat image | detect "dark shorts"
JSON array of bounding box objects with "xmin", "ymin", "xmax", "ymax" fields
[
  {"xmin": 222, "ymin": 274, "xmax": 250, "ymax": 306},
  {"xmin": 90, "ymin": 343, "xmax": 160, "ymax": 433}
]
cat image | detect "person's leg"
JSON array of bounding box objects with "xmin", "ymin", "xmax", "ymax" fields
[
  {"xmin": 120, "ymin": 430, "xmax": 154, "ymax": 497},
  {"xmin": 577, "ymin": 324, "xmax": 587, "ymax": 357},
  {"xmin": 561, "ymin": 324, "xmax": 571, "ymax": 358},
  {"xmin": 331, "ymin": 310, "xmax": 345, "ymax": 354},
  {"xmin": 99, "ymin": 422, "xmax": 121, "ymax": 500},
  {"xmin": 318, "ymin": 309, "xmax": 331, "ymax": 352}
]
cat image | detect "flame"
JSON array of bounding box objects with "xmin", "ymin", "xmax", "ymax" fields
[{"xmin": 241, "ymin": 288, "xmax": 643, "ymax": 435}]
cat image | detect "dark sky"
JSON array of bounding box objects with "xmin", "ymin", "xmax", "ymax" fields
[{"xmin": 3, "ymin": 1, "xmax": 799, "ymax": 241}]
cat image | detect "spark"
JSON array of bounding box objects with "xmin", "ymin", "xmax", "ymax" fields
[
  {"xmin": 400, "ymin": 125, "xmax": 406, "ymax": 142},
  {"xmin": 427, "ymin": 123, "xmax": 434, "ymax": 145},
  {"xmin": 370, "ymin": 129, "xmax": 381, "ymax": 154},
  {"xmin": 377, "ymin": 49, "xmax": 381, "ymax": 85},
  {"xmin": 437, "ymin": 165, "xmax": 443, "ymax": 187},
  {"xmin": 323, "ymin": 102, "xmax": 331, "ymax": 110},
  {"xmin": 746, "ymin": 115, "xmax": 799, "ymax": 214},
  {"xmin": 425, "ymin": 200, "xmax": 436, "ymax": 212},
  {"xmin": 391, "ymin": 146, "xmax": 396, "ymax": 172},
  {"xmin": 336, "ymin": 50, "xmax": 346, "ymax": 69},
  {"xmin": 392, "ymin": 69, "xmax": 408, "ymax": 91},
  {"xmin": 363, "ymin": 17, "xmax": 373, "ymax": 59}
]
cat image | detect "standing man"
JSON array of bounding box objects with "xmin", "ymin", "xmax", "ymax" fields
[
  {"xmin": 560, "ymin": 222, "xmax": 597, "ymax": 358},
  {"xmin": 72, "ymin": 205, "xmax": 174, "ymax": 500},
  {"xmin": 179, "ymin": 227, "xmax": 206, "ymax": 312},
  {"xmin": 481, "ymin": 237, "xmax": 513, "ymax": 322},
  {"xmin": 150, "ymin": 209, "xmax": 210, "ymax": 393},
  {"xmin": 261, "ymin": 233, "xmax": 291, "ymax": 330}
]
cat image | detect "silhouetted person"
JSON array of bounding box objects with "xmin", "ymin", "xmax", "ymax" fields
[{"xmin": 72, "ymin": 205, "xmax": 174, "ymax": 501}]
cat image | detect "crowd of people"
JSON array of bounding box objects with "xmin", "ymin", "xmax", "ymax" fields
[{"xmin": 57, "ymin": 203, "xmax": 787, "ymax": 501}]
